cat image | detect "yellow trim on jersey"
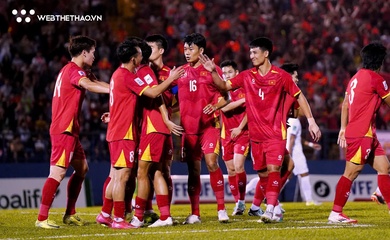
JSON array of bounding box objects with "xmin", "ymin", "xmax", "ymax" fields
[
  {"xmin": 364, "ymin": 125, "xmax": 373, "ymax": 138},
  {"xmin": 214, "ymin": 140, "xmax": 220, "ymax": 155},
  {"xmin": 65, "ymin": 119, "xmax": 74, "ymax": 133},
  {"xmin": 271, "ymin": 70, "xmax": 279, "ymax": 73},
  {"xmin": 56, "ymin": 150, "xmax": 66, "ymax": 167},
  {"xmin": 350, "ymin": 146, "xmax": 362, "ymax": 165},
  {"xmin": 243, "ymin": 145, "xmax": 249, "ymax": 157},
  {"xmin": 293, "ymin": 90, "xmax": 301, "ymax": 97},
  {"xmin": 114, "ymin": 150, "xmax": 127, "ymax": 167},
  {"xmin": 139, "ymin": 85, "xmax": 150, "ymax": 96},
  {"xmin": 281, "ymin": 121, "xmax": 287, "ymax": 140},
  {"xmin": 124, "ymin": 123, "xmax": 133, "ymax": 140},
  {"xmin": 78, "ymin": 76, "xmax": 88, "ymax": 86},
  {"xmin": 221, "ymin": 123, "xmax": 226, "ymax": 139},
  {"xmin": 141, "ymin": 144, "xmax": 152, "ymax": 161},
  {"xmin": 146, "ymin": 116, "xmax": 157, "ymax": 134},
  {"xmin": 382, "ymin": 92, "xmax": 390, "ymax": 99}
]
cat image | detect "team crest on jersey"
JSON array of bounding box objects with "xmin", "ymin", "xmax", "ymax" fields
[
  {"xmin": 78, "ymin": 70, "xmax": 86, "ymax": 76},
  {"xmin": 144, "ymin": 74, "xmax": 154, "ymax": 84},
  {"xmin": 159, "ymin": 76, "xmax": 167, "ymax": 81},
  {"xmin": 200, "ymin": 71, "xmax": 209, "ymax": 76},
  {"xmin": 383, "ymin": 81, "xmax": 388, "ymax": 91},
  {"xmin": 134, "ymin": 77, "xmax": 145, "ymax": 86},
  {"xmin": 268, "ymin": 80, "xmax": 276, "ymax": 85}
]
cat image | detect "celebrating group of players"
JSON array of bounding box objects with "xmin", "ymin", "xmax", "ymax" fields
[{"xmin": 34, "ymin": 32, "xmax": 390, "ymax": 229}]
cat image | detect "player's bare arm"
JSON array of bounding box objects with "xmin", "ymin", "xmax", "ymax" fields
[
  {"xmin": 230, "ymin": 114, "xmax": 247, "ymax": 139},
  {"xmin": 143, "ymin": 66, "xmax": 184, "ymax": 98},
  {"xmin": 296, "ymin": 93, "xmax": 321, "ymax": 142},
  {"xmin": 383, "ymin": 95, "xmax": 390, "ymax": 108},
  {"xmin": 159, "ymin": 98, "xmax": 183, "ymax": 136},
  {"xmin": 221, "ymin": 98, "xmax": 245, "ymax": 113},
  {"xmin": 79, "ymin": 77, "xmax": 110, "ymax": 93},
  {"xmin": 203, "ymin": 92, "xmax": 231, "ymax": 115},
  {"xmin": 337, "ymin": 94, "xmax": 349, "ymax": 148},
  {"xmin": 199, "ymin": 54, "xmax": 232, "ymax": 92}
]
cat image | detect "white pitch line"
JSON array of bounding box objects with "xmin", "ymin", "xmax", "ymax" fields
[{"xmin": 0, "ymin": 224, "xmax": 373, "ymax": 240}]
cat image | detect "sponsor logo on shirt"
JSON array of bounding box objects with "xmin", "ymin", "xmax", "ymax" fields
[
  {"xmin": 251, "ymin": 78, "xmax": 255, "ymax": 84},
  {"xmin": 78, "ymin": 70, "xmax": 86, "ymax": 76},
  {"xmin": 134, "ymin": 77, "xmax": 144, "ymax": 86},
  {"xmin": 144, "ymin": 74, "xmax": 154, "ymax": 85},
  {"xmin": 383, "ymin": 81, "xmax": 388, "ymax": 91},
  {"xmin": 277, "ymin": 155, "xmax": 282, "ymax": 161},
  {"xmin": 209, "ymin": 143, "xmax": 214, "ymax": 148}
]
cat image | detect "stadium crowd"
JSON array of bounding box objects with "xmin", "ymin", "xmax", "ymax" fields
[{"xmin": 0, "ymin": 0, "xmax": 389, "ymax": 162}]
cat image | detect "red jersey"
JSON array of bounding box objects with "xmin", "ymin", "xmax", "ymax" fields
[
  {"xmin": 137, "ymin": 64, "xmax": 170, "ymax": 135},
  {"xmin": 345, "ymin": 69, "xmax": 390, "ymax": 138},
  {"xmin": 106, "ymin": 67, "xmax": 149, "ymax": 142},
  {"xmin": 178, "ymin": 64, "xmax": 222, "ymax": 134},
  {"xmin": 221, "ymin": 87, "xmax": 247, "ymax": 140},
  {"xmin": 157, "ymin": 65, "xmax": 175, "ymax": 117},
  {"xmin": 50, "ymin": 62, "xmax": 87, "ymax": 136},
  {"xmin": 229, "ymin": 65, "xmax": 301, "ymax": 142}
]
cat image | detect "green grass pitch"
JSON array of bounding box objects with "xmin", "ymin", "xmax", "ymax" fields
[{"xmin": 1, "ymin": 202, "xmax": 389, "ymax": 240}]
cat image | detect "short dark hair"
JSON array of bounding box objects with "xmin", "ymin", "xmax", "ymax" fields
[
  {"xmin": 280, "ymin": 63, "xmax": 299, "ymax": 74},
  {"xmin": 116, "ymin": 39, "xmax": 140, "ymax": 64},
  {"xmin": 145, "ymin": 34, "xmax": 168, "ymax": 51},
  {"xmin": 361, "ymin": 42, "xmax": 387, "ymax": 70},
  {"xmin": 220, "ymin": 60, "xmax": 238, "ymax": 70},
  {"xmin": 249, "ymin": 37, "xmax": 273, "ymax": 55},
  {"xmin": 138, "ymin": 41, "xmax": 152, "ymax": 64},
  {"xmin": 68, "ymin": 35, "xmax": 96, "ymax": 57},
  {"xmin": 183, "ymin": 33, "xmax": 206, "ymax": 50}
]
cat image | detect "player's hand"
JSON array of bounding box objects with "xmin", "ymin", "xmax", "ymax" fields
[
  {"xmin": 337, "ymin": 129, "xmax": 347, "ymax": 148},
  {"xmin": 101, "ymin": 112, "xmax": 110, "ymax": 123},
  {"xmin": 203, "ymin": 104, "xmax": 217, "ymax": 114},
  {"xmin": 308, "ymin": 122, "xmax": 321, "ymax": 142},
  {"xmin": 165, "ymin": 120, "xmax": 183, "ymax": 136},
  {"xmin": 312, "ymin": 143, "xmax": 322, "ymax": 150},
  {"xmin": 230, "ymin": 128, "xmax": 242, "ymax": 139},
  {"xmin": 199, "ymin": 54, "xmax": 216, "ymax": 73},
  {"xmin": 169, "ymin": 66, "xmax": 185, "ymax": 80}
]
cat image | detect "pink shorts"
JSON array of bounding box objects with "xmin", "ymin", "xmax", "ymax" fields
[
  {"xmin": 346, "ymin": 137, "xmax": 385, "ymax": 165},
  {"xmin": 221, "ymin": 133, "xmax": 249, "ymax": 161},
  {"xmin": 108, "ymin": 140, "xmax": 137, "ymax": 168},
  {"xmin": 138, "ymin": 133, "xmax": 172, "ymax": 163},
  {"xmin": 50, "ymin": 134, "xmax": 86, "ymax": 168},
  {"xmin": 250, "ymin": 140, "xmax": 286, "ymax": 171},
  {"xmin": 181, "ymin": 127, "xmax": 220, "ymax": 162}
]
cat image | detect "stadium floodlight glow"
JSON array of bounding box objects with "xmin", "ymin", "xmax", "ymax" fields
[
  {"xmin": 16, "ymin": 17, "xmax": 22, "ymax": 23},
  {"xmin": 12, "ymin": 9, "xmax": 18, "ymax": 15},
  {"xmin": 25, "ymin": 17, "xmax": 31, "ymax": 23},
  {"xmin": 21, "ymin": 9, "xmax": 26, "ymax": 15},
  {"xmin": 29, "ymin": 9, "xmax": 35, "ymax": 15}
]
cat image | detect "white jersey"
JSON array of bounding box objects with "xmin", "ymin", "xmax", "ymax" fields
[{"xmin": 286, "ymin": 118, "xmax": 308, "ymax": 175}]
